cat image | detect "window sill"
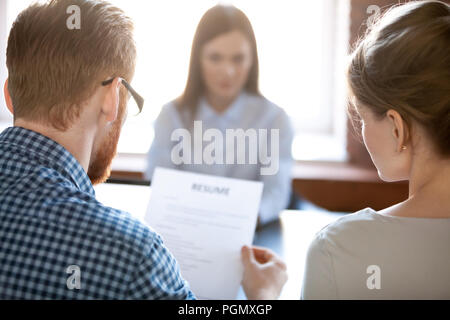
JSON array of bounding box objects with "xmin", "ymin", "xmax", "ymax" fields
[
  {"xmin": 110, "ymin": 152, "xmax": 147, "ymax": 181},
  {"xmin": 109, "ymin": 131, "xmax": 349, "ymax": 180},
  {"xmin": 292, "ymin": 161, "xmax": 408, "ymax": 212}
]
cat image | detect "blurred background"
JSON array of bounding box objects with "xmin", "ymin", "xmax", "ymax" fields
[
  {"xmin": 1, "ymin": 0, "xmax": 434, "ymax": 213},
  {"xmin": 0, "ymin": 0, "xmax": 348, "ymax": 159}
]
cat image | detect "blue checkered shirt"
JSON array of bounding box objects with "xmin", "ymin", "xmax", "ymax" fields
[{"xmin": 0, "ymin": 126, "xmax": 195, "ymax": 299}]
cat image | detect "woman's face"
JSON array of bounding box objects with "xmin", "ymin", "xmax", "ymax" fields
[
  {"xmin": 357, "ymin": 105, "xmax": 411, "ymax": 182},
  {"xmin": 200, "ymin": 30, "xmax": 253, "ymax": 102}
]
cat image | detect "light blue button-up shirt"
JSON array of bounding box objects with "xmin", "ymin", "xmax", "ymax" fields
[{"xmin": 145, "ymin": 91, "xmax": 294, "ymax": 225}]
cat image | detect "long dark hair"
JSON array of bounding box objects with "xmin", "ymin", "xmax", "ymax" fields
[{"xmin": 176, "ymin": 4, "xmax": 261, "ymax": 116}]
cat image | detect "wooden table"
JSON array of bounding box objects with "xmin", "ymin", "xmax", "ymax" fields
[{"xmin": 94, "ymin": 182, "xmax": 346, "ymax": 300}]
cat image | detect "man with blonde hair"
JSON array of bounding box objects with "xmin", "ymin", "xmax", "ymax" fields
[{"xmin": 0, "ymin": 0, "xmax": 286, "ymax": 299}]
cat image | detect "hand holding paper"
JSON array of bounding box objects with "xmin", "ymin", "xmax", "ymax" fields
[
  {"xmin": 144, "ymin": 167, "xmax": 263, "ymax": 299},
  {"xmin": 241, "ymin": 245, "xmax": 288, "ymax": 300}
]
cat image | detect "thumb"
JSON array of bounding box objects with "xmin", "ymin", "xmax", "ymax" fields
[{"xmin": 241, "ymin": 245, "xmax": 255, "ymax": 267}]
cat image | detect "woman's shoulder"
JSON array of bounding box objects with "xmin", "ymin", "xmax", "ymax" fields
[
  {"xmin": 314, "ymin": 208, "xmax": 381, "ymax": 242},
  {"xmin": 314, "ymin": 206, "xmax": 450, "ymax": 246},
  {"xmin": 160, "ymin": 99, "xmax": 179, "ymax": 115},
  {"xmin": 244, "ymin": 92, "xmax": 286, "ymax": 115},
  {"xmin": 153, "ymin": 99, "xmax": 187, "ymax": 129},
  {"xmin": 305, "ymin": 208, "xmax": 382, "ymax": 262},
  {"xmin": 243, "ymin": 92, "xmax": 291, "ymax": 128},
  {"xmin": 159, "ymin": 99, "xmax": 189, "ymax": 120}
]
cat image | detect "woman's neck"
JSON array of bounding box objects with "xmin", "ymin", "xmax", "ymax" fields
[{"xmin": 386, "ymin": 156, "xmax": 450, "ymax": 218}]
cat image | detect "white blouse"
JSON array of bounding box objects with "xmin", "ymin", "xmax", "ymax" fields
[
  {"xmin": 145, "ymin": 91, "xmax": 294, "ymax": 225},
  {"xmin": 302, "ymin": 207, "xmax": 450, "ymax": 299}
]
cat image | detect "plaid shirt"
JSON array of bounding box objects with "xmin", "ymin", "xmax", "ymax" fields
[{"xmin": 0, "ymin": 126, "xmax": 195, "ymax": 299}]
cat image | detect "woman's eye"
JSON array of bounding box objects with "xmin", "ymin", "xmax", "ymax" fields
[
  {"xmin": 232, "ymin": 55, "xmax": 244, "ymax": 64},
  {"xmin": 208, "ymin": 54, "xmax": 221, "ymax": 62}
]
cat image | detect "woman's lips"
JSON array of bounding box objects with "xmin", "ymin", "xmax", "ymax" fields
[{"xmin": 219, "ymin": 82, "xmax": 233, "ymax": 89}]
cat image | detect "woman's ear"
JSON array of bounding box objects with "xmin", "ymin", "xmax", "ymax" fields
[
  {"xmin": 3, "ymin": 79, "xmax": 14, "ymax": 115},
  {"xmin": 101, "ymin": 77, "xmax": 121, "ymax": 123},
  {"xmin": 386, "ymin": 109, "xmax": 409, "ymax": 152}
]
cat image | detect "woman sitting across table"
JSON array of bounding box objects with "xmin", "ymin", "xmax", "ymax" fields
[{"xmin": 145, "ymin": 5, "xmax": 294, "ymax": 226}]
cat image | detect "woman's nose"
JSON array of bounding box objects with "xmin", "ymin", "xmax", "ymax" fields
[
  {"xmin": 221, "ymin": 62, "xmax": 236, "ymax": 77},
  {"xmin": 220, "ymin": 62, "xmax": 236, "ymax": 77}
]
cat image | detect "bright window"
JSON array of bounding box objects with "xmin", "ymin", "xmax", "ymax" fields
[{"xmin": 4, "ymin": 0, "xmax": 350, "ymax": 161}]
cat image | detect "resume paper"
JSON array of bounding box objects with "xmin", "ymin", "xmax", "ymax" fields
[{"xmin": 144, "ymin": 167, "xmax": 263, "ymax": 300}]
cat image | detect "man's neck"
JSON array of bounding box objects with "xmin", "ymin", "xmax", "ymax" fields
[{"xmin": 13, "ymin": 119, "xmax": 94, "ymax": 173}]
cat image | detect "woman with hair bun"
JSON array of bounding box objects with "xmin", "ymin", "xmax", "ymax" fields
[{"xmin": 302, "ymin": 1, "xmax": 450, "ymax": 299}]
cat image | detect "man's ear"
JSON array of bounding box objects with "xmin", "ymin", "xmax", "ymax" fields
[
  {"xmin": 386, "ymin": 109, "xmax": 409, "ymax": 152},
  {"xmin": 101, "ymin": 77, "xmax": 121, "ymax": 123},
  {"xmin": 3, "ymin": 79, "xmax": 14, "ymax": 115}
]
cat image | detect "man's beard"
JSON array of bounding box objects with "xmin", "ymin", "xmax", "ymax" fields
[{"xmin": 87, "ymin": 99, "xmax": 126, "ymax": 185}]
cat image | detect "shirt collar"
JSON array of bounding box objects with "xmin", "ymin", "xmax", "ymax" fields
[
  {"xmin": 0, "ymin": 126, "xmax": 95, "ymax": 196},
  {"xmin": 197, "ymin": 91, "xmax": 248, "ymax": 121}
]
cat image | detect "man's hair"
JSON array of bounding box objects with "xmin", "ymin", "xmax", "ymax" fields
[{"xmin": 6, "ymin": 0, "xmax": 136, "ymax": 130}]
